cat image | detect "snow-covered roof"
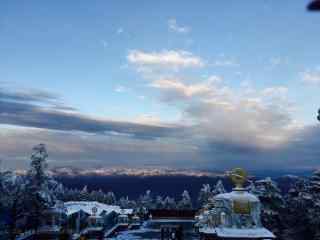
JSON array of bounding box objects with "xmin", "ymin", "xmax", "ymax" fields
[
  {"xmin": 120, "ymin": 209, "xmax": 134, "ymax": 215},
  {"xmin": 200, "ymin": 227, "xmax": 275, "ymax": 238},
  {"xmin": 215, "ymin": 189, "xmax": 259, "ymax": 203},
  {"xmin": 64, "ymin": 201, "xmax": 122, "ymax": 216}
]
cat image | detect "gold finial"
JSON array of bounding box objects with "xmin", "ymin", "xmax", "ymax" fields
[{"xmin": 229, "ymin": 168, "xmax": 247, "ymax": 189}]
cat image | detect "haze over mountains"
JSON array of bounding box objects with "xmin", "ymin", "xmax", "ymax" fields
[{"xmin": 12, "ymin": 166, "xmax": 312, "ymax": 179}]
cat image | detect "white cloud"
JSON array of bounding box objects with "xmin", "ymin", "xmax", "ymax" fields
[
  {"xmin": 126, "ymin": 47, "xmax": 298, "ymax": 150},
  {"xmin": 168, "ymin": 18, "xmax": 191, "ymax": 34},
  {"xmin": 302, "ymin": 70, "xmax": 320, "ymax": 86},
  {"xmin": 184, "ymin": 89, "xmax": 295, "ymax": 149},
  {"xmin": 127, "ymin": 50, "xmax": 204, "ymax": 71},
  {"xmin": 149, "ymin": 75, "xmax": 297, "ymax": 149},
  {"xmin": 114, "ymin": 85, "xmax": 128, "ymax": 93}
]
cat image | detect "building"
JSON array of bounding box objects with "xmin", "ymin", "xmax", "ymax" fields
[{"xmin": 63, "ymin": 201, "xmax": 124, "ymax": 232}]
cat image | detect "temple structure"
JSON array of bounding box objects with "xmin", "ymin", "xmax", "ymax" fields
[{"xmin": 196, "ymin": 168, "xmax": 276, "ymax": 240}]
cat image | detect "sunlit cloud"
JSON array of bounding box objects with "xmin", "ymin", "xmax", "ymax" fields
[
  {"xmin": 150, "ymin": 78, "xmax": 215, "ymax": 100},
  {"xmin": 151, "ymin": 76, "xmax": 297, "ymax": 149}
]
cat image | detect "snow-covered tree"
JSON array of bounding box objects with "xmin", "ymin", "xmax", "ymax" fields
[
  {"xmin": 155, "ymin": 196, "xmax": 164, "ymax": 209},
  {"xmin": 96, "ymin": 189, "xmax": 107, "ymax": 203},
  {"xmin": 118, "ymin": 196, "xmax": 131, "ymax": 209},
  {"xmin": 177, "ymin": 190, "xmax": 193, "ymax": 210},
  {"xmin": 198, "ymin": 184, "xmax": 213, "ymax": 207},
  {"xmin": 247, "ymin": 181, "xmax": 256, "ymax": 193},
  {"xmin": 253, "ymin": 177, "xmax": 285, "ymax": 210},
  {"xmin": 79, "ymin": 185, "xmax": 90, "ymax": 201},
  {"xmin": 0, "ymin": 171, "xmax": 28, "ymax": 240},
  {"xmin": 212, "ymin": 180, "xmax": 226, "ymax": 195},
  {"xmin": 139, "ymin": 190, "xmax": 154, "ymax": 209},
  {"xmin": 309, "ymin": 169, "xmax": 320, "ymax": 192},
  {"xmin": 89, "ymin": 190, "xmax": 100, "ymax": 202},
  {"xmin": 283, "ymin": 172, "xmax": 320, "ymax": 240},
  {"xmin": 28, "ymin": 144, "xmax": 49, "ymax": 188},
  {"xmin": 251, "ymin": 177, "xmax": 285, "ymax": 238},
  {"xmin": 105, "ymin": 191, "xmax": 117, "ymax": 205},
  {"xmin": 163, "ymin": 196, "xmax": 177, "ymax": 210},
  {"xmin": 126, "ymin": 199, "xmax": 137, "ymax": 209},
  {"xmin": 25, "ymin": 144, "xmax": 54, "ymax": 232},
  {"xmin": 52, "ymin": 182, "xmax": 65, "ymax": 201}
]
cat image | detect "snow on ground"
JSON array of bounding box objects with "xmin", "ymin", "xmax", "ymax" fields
[{"xmin": 200, "ymin": 226, "xmax": 275, "ymax": 238}]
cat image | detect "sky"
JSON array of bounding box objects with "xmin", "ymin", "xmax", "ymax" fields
[{"xmin": 1, "ymin": 0, "xmax": 320, "ymax": 171}]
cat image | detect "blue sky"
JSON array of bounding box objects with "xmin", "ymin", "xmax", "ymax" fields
[{"xmin": 1, "ymin": 0, "xmax": 320, "ymax": 171}]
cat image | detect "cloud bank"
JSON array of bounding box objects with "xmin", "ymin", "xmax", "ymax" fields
[{"xmin": 1, "ymin": 50, "xmax": 319, "ymax": 172}]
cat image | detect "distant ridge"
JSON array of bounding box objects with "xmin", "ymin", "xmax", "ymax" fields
[
  {"xmin": 13, "ymin": 166, "xmax": 313, "ymax": 178},
  {"xmin": 47, "ymin": 166, "xmax": 224, "ymax": 178}
]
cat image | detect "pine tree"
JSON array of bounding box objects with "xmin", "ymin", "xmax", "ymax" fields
[
  {"xmin": 198, "ymin": 184, "xmax": 213, "ymax": 207},
  {"xmin": 247, "ymin": 181, "xmax": 256, "ymax": 193},
  {"xmin": 163, "ymin": 196, "xmax": 177, "ymax": 210},
  {"xmin": 309, "ymin": 169, "xmax": 320, "ymax": 192},
  {"xmin": 252, "ymin": 177, "xmax": 285, "ymax": 238},
  {"xmin": 0, "ymin": 172, "xmax": 28, "ymax": 240},
  {"xmin": 28, "ymin": 144, "xmax": 49, "ymax": 188},
  {"xmin": 89, "ymin": 190, "xmax": 100, "ymax": 202},
  {"xmin": 253, "ymin": 177, "xmax": 285, "ymax": 210},
  {"xmin": 177, "ymin": 190, "xmax": 193, "ymax": 210},
  {"xmin": 284, "ymin": 171, "xmax": 320, "ymax": 240},
  {"xmin": 118, "ymin": 196, "xmax": 130, "ymax": 209},
  {"xmin": 25, "ymin": 144, "xmax": 54, "ymax": 233},
  {"xmin": 79, "ymin": 185, "xmax": 89, "ymax": 201},
  {"xmin": 212, "ymin": 180, "xmax": 226, "ymax": 195},
  {"xmin": 95, "ymin": 189, "xmax": 106, "ymax": 203},
  {"xmin": 155, "ymin": 196, "xmax": 164, "ymax": 209},
  {"xmin": 52, "ymin": 182, "xmax": 65, "ymax": 201},
  {"xmin": 105, "ymin": 191, "xmax": 117, "ymax": 205},
  {"xmin": 139, "ymin": 190, "xmax": 154, "ymax": 209}
]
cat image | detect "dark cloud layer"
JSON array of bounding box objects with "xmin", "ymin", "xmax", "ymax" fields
[
  {"xmin": 0, "ymin": 87, "xmax": 59, "ymax": 103},
  {"xmin": 0, "ymin": 87, "xmax": 182, "ymax": 140}
]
